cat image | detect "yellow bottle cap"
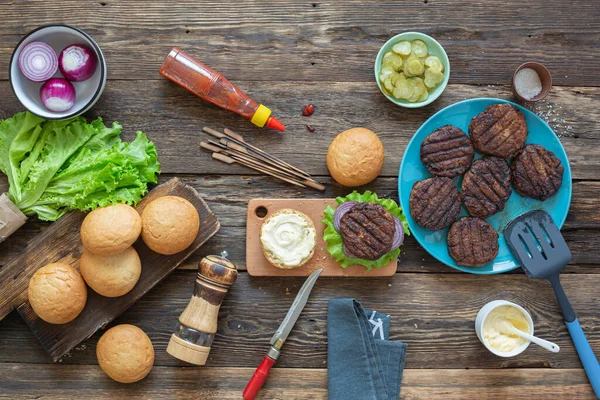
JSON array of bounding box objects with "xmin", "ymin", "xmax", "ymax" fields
[{"xmin": 250, "ymin": 104, "xmax": 272, "ymax": 128}]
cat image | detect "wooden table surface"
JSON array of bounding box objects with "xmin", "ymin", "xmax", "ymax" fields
[{"xmin": 0, "ymin": 1, "xmax": 599, "ymax": 399}]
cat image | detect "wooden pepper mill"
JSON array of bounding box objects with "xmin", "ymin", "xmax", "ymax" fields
[{"xmin": 166, "ymin": 255, "xmax": 237, "ymax": 365}]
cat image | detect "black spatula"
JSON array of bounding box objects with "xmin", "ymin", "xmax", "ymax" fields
[{"xmin": 505, "ymin": 210, "xmax": 599, "ymax": 398}]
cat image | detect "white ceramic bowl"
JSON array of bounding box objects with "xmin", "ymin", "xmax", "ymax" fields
[
  {"xmin": 9, "ymin": 25, "xmax": 107, "ymax": 120},
  {"xmin": 475, "ymin": 300, "xmax": 534, "ymax": 357}
]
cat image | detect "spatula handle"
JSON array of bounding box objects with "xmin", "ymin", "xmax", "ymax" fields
[
  {"xmin": 549, "ymin": 275, "xmax": 575, "ymax": 322},
  {"xmin": 566, "ymin": 319, "xmax": 600, "ymax": 398},
  {"xmin": 550, "ymin": 276, "xmax": 600, "ymax": 397}
]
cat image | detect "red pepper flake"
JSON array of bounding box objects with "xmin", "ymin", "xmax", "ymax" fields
[
  {"xmin": 306, "ymin": 125, "xmax": 315, "ymax": 133},
  {"xmin": 302, "ymin": 104, "xmax": 315, "ymax": 116}
]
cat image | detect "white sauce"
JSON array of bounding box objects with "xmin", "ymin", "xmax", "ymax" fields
[
  {"xmin": 260, "ymin": 212, "xmax": 316, "ymax": 267},
  {"xmin": 483, "ymin": 305, "xmax": 530, "ymax": 353}
]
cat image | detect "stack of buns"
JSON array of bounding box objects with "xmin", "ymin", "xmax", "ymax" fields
[
  {"xmin": 26, "ymin": 196, "xmax": 200, "ymax": 383},
  {"xmin": 80, "ymin": 204, "xmax": 143, "ymax": 297}
]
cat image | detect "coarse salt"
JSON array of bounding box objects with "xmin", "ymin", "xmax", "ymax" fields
[{"xmin": 514, "ymin": 68, "xmax": 542, "ymax": 100}]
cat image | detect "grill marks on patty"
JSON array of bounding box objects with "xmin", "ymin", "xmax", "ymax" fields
[
  {"xmin": 410, "ymin": 177, "xmax": 462, "ymax": 230},
  {"xmin": 511, "ymin": 144, "xmax": 564, "ymax": 201},
  {"xmin": 447, "ymin": 217, "xmax": 498, "ymax": 267},
  {"xmin": 462, "ymin": 157, "xmax": 512, "ymax": 219},
  {"xmin": 340, "ymin": 203, "xmax": 395, "ymax": 260},
  {"xmin": 420, "ymin": 125, "xmax": 474, "ymax": 178},
  {"xmin": 469, "ymin": 104, "xmax": 528, "ymax": 158}
]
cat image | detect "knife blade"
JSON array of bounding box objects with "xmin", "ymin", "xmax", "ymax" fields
[{"xmin": 242, "ymin": 268, "xmax": 323, "ymax": 400}]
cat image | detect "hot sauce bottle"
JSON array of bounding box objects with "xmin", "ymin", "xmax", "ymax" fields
[{"xmin": 159, "ymin": 48, "xmax": 285, "ymax": 132}]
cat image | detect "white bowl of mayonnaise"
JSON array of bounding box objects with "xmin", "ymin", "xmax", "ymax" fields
[{"xmin": 475, "ymin": 300, "xmax": 534, "ymax": 357}]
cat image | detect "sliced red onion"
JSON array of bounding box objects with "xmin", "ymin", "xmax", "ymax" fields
[
  {"xmin": 18, "ymin": 42, "xmax": 58, "ymax": 82},
  {"xmin": 59, "ymin": 44, "xmax": 97, "ymax": 82},
  {"xmin": 390, "ymin": 216, "xmax": 405, "ymax": 250},
  {"xmin": 333, "ymin": 201, "xmax": 358, "ymax": 232},
  {"xmin": 343, "ymin": 244, "xmax": 358, "ymax": 258},
  {"xmin": 40, "ymin": 78, "xmax": 75, "ymax": 112}
]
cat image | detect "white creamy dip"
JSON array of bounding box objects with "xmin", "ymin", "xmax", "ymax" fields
[
  {"xmin": 483, "ymin": 305, "xmax": 530, "ymax": 353},
  {"xmin": 260, "ymin": 211, "xmax": 316, "ymax": 267}
]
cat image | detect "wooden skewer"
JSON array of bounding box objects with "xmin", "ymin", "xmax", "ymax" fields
[
  {"xmin": 223, "ymin": 128, "xmax": 312, "ymax": 178},
  {"xmin": 202, "ymin": 126, "xmax": 312, "ymax": 179},
  {"xmin": 205, "ymin": 141, "xmax": 296, "ymax": 179},
  {"xmin": 201, "ymin": 142, "xmax": 325, "ymax": 191},
  {"xmin": 211, "ymin": 153, "xmax": 307, "ymax": 189},
  {"xmin": 218, "ymin": 138, "xmax": 319, "ymax": 184},
  {"xmin": 201, "ymin": 126, "xmax": 325, "ymax": 190}
]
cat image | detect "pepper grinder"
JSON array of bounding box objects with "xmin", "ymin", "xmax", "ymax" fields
[{"xmin": 167, "ymin": 255, "xmax": 237, "ymax": 365}]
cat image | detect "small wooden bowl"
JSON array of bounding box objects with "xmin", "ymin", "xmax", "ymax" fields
[{"xmin": 511, "ymin": 62, "xmax": 552, "ymax": 102}]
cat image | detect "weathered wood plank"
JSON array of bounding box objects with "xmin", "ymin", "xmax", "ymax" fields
[
  {"xmin": 3, "ymin": 175, "xmax": 600, "ymax": 272},
  {"xmin": 0, "ymin": 82, "xmax": 596, "ymax": 179},
  {"xmin": 0, "ymin": 0, "xmax": 598, "ymax": 86},
  {"xmin": 0, "ymin": 271, "xmax": 598, "ymax": 369},
  {"xmin": 4, "ymin": 221, "xmax": 599, "ymax": 274},
  {"xmin": 3, "ymin": 176, "xmax": 600, "ymax": 231},
  {"xmin": 0, "ymin": 364, "xmax": 596, "ymax": 399}
]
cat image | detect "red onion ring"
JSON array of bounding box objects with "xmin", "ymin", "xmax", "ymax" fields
[
  {"xmin": 333, "ymin": 201, "xmax": 358, "ymax": 232},
  {"xmin": 343, "ymin": 244, "xmax": 358, "ymax": 258},
  {"xmin": 390, "ymin": 216, "xmax": 405, "ymax": 250},
  {"xmin": 18, "ymin": 41, "xmax": 58, "ymax": 82}
]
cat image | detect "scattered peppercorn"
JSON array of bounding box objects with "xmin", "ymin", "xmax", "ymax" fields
[
  {"xmin": 306, "ymin": 125, "xmax": 315, "ymax": 133},
  {"xmin": 302, "ymin": 104, "xmax": 315, "ymax": 116}
]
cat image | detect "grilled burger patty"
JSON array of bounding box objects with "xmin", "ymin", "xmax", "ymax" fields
[
  {"xmin": 462, "ymin": 157, "xmax": 512, "ymax": 219},
  {"xmin": 511, "ymin": 144, "xmax": 564, "ymax": 201},
  {"xmin": 410, "ymin": 177, "xmax": 461, "ymax": 230},
  {"xmin": 469, "ymin": 104, "xmax": 528, "ymax": 158},
  {"xmin": 340, "ymin": 202, "xmax": 395, "ymax": 260},
  {"xmin": 447, "ymin": 217, "xmax": 499, "ymax": 267},
  {"xmin": 420, "ymin": 125, "xmax": 474, "ymax": 178}
]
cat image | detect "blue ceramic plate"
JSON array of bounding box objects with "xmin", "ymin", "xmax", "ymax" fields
[{"xmin": 398, "ymin": 98, "xmax": 572, "ymax": 274}]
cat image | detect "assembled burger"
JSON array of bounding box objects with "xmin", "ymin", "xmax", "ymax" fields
[{"xmin": 323, "ymin": 191, "xmax": 409, "ymax": 270}]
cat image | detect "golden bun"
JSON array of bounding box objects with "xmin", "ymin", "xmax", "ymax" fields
[
  {"xmin": 259, "ymin": 208, "xmax": 316, "ymax": 269},
  {"xmin": 80, "ymin": 247, "xmax": 142, "ymax": 297},
  {"xmin": 28, "ymin": 262, "xmax": 87, "ymax": 324},
  {"xmin": 81, "ymin": 204, "xmax": 142, "ymax": 255},
  {"xmin": 97, "ymin": 324, "xmax": 154, "ymax": 383},
  {"xmin": 141, "ymin": 196, "xmax": 200, "ymax": 255},
  {"xmin": 326, "ymin": 127, "xmax": 384, "ymax": 187}
]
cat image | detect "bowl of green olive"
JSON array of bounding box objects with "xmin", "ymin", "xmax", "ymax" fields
[{"xmin": 375, "ymin": 32, "xmax": 450, "ymax": 108}]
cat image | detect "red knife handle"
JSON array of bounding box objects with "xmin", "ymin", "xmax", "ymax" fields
[{"xmin": 243, "ymin": 355, "xmax": 277, "ymax": 400}]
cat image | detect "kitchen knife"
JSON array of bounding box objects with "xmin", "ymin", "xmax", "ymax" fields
[{"xmin": 242, "ymin": 268, "xmax": 323, "ymax": 400}]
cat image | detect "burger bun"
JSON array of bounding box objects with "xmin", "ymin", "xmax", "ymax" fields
[{"xmin": 326, "ymin": 128, "xmax": 384, "ymax": 187}]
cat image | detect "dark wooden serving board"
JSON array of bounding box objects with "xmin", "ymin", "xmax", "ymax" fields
[{"xmin": 0, "ymin": 178, "xmax": 220, "ymax": 361}]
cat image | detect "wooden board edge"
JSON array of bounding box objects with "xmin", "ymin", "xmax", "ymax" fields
[
  {"xmin": 246, "ymin": 198, "xmax": 397, "ymax": 278},
  {"xmin": 10, "ymin": 178, "xmax": 221, "ymax": 361}
]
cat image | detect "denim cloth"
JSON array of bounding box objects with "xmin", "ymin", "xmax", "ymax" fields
[{"xmin": 328, "ymin": 298, "xmax": 407, "ymax": 400}]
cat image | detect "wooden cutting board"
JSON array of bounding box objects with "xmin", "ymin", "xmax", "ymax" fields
[
  {"xmin": 0, "ymin": 178, "xmax": 220, "ymax": 361},
  {"xmin": 246, "ymin": 199, "xmax": 397, "ymax": 277}
]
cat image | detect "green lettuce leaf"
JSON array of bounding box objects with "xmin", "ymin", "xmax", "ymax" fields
[
  {"xmin": 322, "ymin": 190, "xmax": 410, "ymax": 271},
  {"xmin": 23, "ymin": 132, "xmax": 159, "ymax": 221},
  {"xmin": 14, "ymin": 118, "xmax": 98, "ymax": 209},
  {"xmin": 0, "ymin": 111, "xmax": 160, "ymax": 222},
  {"xmin": 0, "ymin": 111, "xmax": 45, "ymax": 202}
]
